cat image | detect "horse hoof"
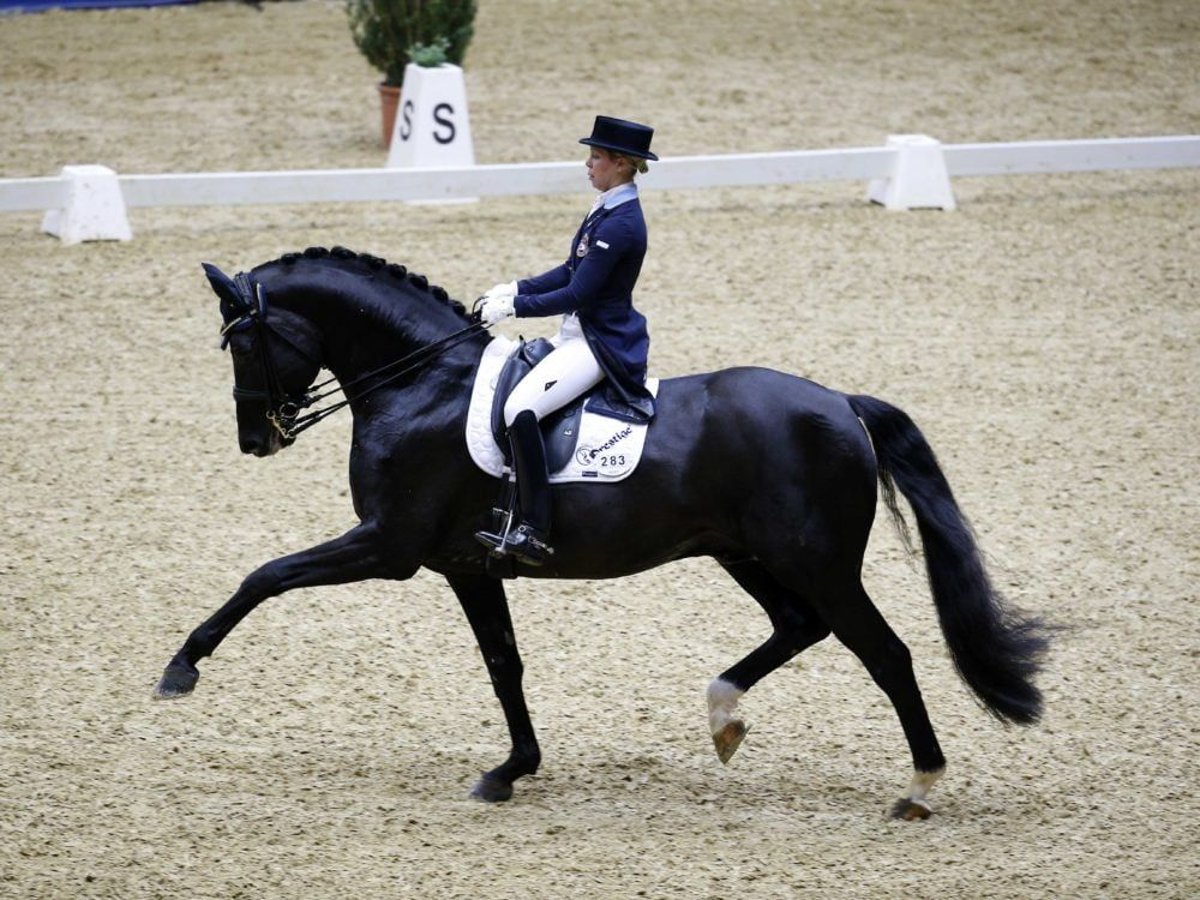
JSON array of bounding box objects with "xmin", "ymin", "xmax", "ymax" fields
[
  {"xmin": 153, "ymin": 661, "xmax": 199, "ymax": 699},
  {"xmin": 712, "ymin": 720, "xmax": 748, "ymax": 764},
  {"xmin": 469, "ymin": 774, "xmax": 514, "ymax": 803},
  {"xmin": 890, "ymin": 797, "xmax": 933, "ymax": 821}
]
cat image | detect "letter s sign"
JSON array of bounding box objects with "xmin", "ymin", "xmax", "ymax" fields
[
  {"xmin": 399, "ymin": 99, "xmax": 414, "ymax": 142},
  {"xmin": 432, "ymin": 103, "xmax": 457, "ymax": 145}
]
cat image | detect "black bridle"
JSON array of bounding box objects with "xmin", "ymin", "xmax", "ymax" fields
[{"xmin": 221, "ymin": 274, "xmax": 488, "ymax": 441}]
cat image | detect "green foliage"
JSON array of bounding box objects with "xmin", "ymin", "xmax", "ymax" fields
[
  {"xmin": 346, "ymin": 0, "xmax": 477, "ymax": 86},
  {"xmin": 407, "ymin": 38, "xmax": 451, "ymax": 67}
]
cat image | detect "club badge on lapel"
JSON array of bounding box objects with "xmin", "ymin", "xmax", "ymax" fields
[{"xmin": 576, "ymin": 233, "xmax": 589, "ymax": 257}]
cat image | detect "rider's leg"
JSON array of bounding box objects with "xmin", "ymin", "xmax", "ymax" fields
[
  {"xmin": 502, "ymin": 338, "xmax": 604, "ymax": 425},
  {"xmin": 487, "ymin": 410, "xmax": 553, "ymax": 565},
  {"xmin": 476, "ymin": 339, "xmax": 602, "ymax": 565}
]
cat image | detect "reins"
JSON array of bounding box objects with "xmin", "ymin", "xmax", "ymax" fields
[
  {"xmin": 225, "ymin": 273, "xmax": 489, "ymax": 441},
  {"xmin": 281, "ymin": 321, "xmax": 487, "ymax": 438}
]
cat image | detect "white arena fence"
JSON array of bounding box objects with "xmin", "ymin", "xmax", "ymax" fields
[{"xmin": 1, "ymin": 134, "xmax": 1197, "ymax": 243}]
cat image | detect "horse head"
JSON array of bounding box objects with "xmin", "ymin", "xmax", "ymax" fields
[{"xmin": 203, "ymin": 262, "xmax": 323, "ymax": 457}]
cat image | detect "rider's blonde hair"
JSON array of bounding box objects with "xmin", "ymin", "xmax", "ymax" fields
[
  {"xmin": 601, "ymin": 147, "xmax": 649, "ymax": 177},
  {"xmin": 618, "ymin": 153, "xmax": 650, "ymax": 176}
]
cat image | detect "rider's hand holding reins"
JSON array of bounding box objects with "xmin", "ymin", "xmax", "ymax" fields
[
  {"xmin": 479, "ymin": 292, "xmax": 516, "ymax": 325},
  {"xmin": 482, "ymin": 281, "xmax": 517, "ymax": 300}
]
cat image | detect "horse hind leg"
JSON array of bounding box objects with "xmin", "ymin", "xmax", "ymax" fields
[
  {"xmin": 707, "ymin": 678, "xmax": 749, "ymax": 764},
  {"xmin": 709, "ymin": 560, "xmax": 832, "ymax": 764},
  {"xmin": 809, "ymin": 578, "xmax": 947, "ymax": 819},
  {"xmin": 894, "ymin": 768, "xmax": 944, "ymax": 821}
]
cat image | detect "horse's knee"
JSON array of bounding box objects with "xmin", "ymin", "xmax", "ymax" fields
[{"xmin": 239, "ymin": 562, "xmax": 285, "ymax": 598}]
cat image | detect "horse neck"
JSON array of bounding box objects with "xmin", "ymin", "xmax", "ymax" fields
[{"xmin": 258, "ymin": 260, "xmax": 483, "ymax": 390}]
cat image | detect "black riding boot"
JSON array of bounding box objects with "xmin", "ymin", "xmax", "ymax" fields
[{"xmin": 475, "ymin": 410, "xmax": 554, "ymax": 566}]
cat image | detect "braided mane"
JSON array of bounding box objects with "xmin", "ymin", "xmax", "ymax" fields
[{"xmin": 269, "ymin": 245, "xmax": 469, "ymax": 319}]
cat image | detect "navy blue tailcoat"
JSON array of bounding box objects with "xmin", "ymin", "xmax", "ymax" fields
[{"xmin": 514, "ymin": 194, "xmax": 655, "ymax": 420}]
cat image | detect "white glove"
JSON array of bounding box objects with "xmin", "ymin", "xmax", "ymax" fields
[
  {"xmin": 482, "ymin": 280, "xmax": 518, "ymax": 300},
  {"xmin": 480, "ymin": 293, "xmax": 516, "ymax": 325}
]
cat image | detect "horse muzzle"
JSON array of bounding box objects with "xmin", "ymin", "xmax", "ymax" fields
[{"xmin": 239, "ymin": 433, "xmax": 284, "ymax": 457}]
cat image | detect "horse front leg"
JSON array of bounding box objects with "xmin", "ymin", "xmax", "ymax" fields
[
  {"xmin": 154, "ymin": 522, "xmax": 392, "ymax": 699},
  {"xmin": 445, "ymin": 573, "xmax": 541, "ymax": 802}
]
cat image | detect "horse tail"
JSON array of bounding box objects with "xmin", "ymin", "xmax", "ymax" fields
[{"xmin": 847, "ymin": 393, "xmax": 1050, "ymax": 725}]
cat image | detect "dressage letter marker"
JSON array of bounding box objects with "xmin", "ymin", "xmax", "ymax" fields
[{"xmin": 386, "ymin": 63, "xmax": 476, "ymax": 180}]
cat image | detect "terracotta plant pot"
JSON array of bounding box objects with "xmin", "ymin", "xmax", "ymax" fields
[{"xmin": 378, "ymin": 82, "xmax": 402, "ymax": 149}]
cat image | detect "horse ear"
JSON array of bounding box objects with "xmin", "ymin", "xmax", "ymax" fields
[{"xmin": 202, "ymin": 262, "xmax": 245, "ymax": 311}]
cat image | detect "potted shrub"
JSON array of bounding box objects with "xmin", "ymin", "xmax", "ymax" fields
[{"xmin": 346, "ymin": 0, "xmax": 477, "ymax": 147}]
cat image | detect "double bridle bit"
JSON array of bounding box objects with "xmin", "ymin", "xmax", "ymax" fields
[{"xmin": 222, "ymin": 274, "xmax": 488, "ymax": 441}]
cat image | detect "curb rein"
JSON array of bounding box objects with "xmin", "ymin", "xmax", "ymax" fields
[{"xmin": 221, "ymin": 274, "xmax": 490, "ymax": 441}]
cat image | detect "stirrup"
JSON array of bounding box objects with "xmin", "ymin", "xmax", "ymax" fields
[
  {"xmin": 488, "ymin": 505, "xmax": 511, "ymax": 534},
  {"xmin": 476, "ymin": 505, "xmax": 516, "ymax": 554},
  {"xmin": 475, "ymin": 528, "xmax": 508, "ymax": 553},
  {"xmin": 475, "ymin": 522, "xmax": 554, "ymax": 566},
  {"xmin": 509, "ymin": 524, "xmax": 554, "ymax": 566}
]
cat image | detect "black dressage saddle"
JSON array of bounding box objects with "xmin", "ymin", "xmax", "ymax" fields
[
  {"xmin": 489, "ymin": 338, "xmax": 583, "ymax": 474},
  {"xmin": 490, "ymin": 337, "xmax": 654, "ymax": 474}
]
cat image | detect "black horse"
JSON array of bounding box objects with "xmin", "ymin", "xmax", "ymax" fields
[{"xmin": 155, "ymin": 246, "xmax": 1050, "ymax": 819}]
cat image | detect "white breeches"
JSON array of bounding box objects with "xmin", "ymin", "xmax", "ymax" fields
[{"xmin": 503, "ymin": 327, "xmax": 604, "ymax": 426}]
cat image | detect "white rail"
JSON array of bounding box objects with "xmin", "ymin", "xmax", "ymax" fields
[
  {"xmin": 941, "ymin": 136, "xmax": 1200, "ymax": 176},
  {"xmin": 3, "ymin": 136, "xmax": 1197, "ymax": 243},
  {"xmin": 2, "ymin": 137, "xmax": 1196, "ymax": 214}
]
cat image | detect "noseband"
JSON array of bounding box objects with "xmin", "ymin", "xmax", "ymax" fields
[
  {"xmin": 221, "ymin": 273, "xmax": 487, "ymax": 441},
  {"xmin": 221, "ymin": 274, "xmax": 311, "ymax": 440}
]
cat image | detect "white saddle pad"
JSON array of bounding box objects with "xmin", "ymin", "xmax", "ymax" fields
[{"xmin": 466, "ymin": 336, "xmax": 658, "ymax": 484}]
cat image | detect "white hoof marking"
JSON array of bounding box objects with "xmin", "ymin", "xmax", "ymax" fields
[
  {"xmin": 706, "ymin": 677, "xmax": 745, "ymax": 736},
  {"xmin": 906, "ymin": 767, "xmax": 945, "ymax": 804}
]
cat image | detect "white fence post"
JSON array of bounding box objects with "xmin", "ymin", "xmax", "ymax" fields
[
  {"xmin": 867, "ymin": 135, "xmax": 957, "ymax": 211},
  {"xmin": 41, "ymin": 165, "xmax": 132, "ymax": 244}
]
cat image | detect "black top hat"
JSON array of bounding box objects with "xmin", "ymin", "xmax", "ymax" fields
[{"xmin": 579, "ymin": 116, "xmax": 659, "ymax": 161}]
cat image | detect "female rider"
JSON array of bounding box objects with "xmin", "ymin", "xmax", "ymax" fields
[{"xmin": 475, "ymin": 116, "xmax": 658, "ymax": 566}]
